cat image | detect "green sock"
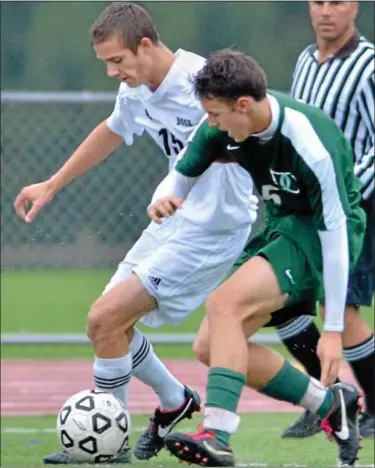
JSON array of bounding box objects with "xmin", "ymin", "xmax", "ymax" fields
[
  {"xmin": 316, "ymin": 389, "xmax": 334, "ymax": 419},
  {"xmin": 260, "ymin": 360, "xmax": 333, "ymax": 417},
  {"xmin": 205, "ymin": 367, "xmax": 246, "ymax": 445},
  {"xmin": 260, "ymin": 360, "xmax": 310, "ymax": 403}
]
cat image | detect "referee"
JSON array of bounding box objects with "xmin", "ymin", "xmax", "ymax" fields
[{"xmin": 277, "ymin": 1, "xmax": 374, "ymax": 439}]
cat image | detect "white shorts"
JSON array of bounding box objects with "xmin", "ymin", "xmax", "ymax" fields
[{"xmin": 103, "ymin": 214, "xmax": 251, "ymax": 328}]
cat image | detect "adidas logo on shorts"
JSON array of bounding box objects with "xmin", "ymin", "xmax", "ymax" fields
[{"xmin": 148, "ymin": 275, "xmax": 161, "ymax": 289}]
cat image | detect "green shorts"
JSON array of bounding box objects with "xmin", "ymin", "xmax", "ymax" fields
[
  {"xmin": 233, "ymin": 212, "xmax": 365, "ymax": 311},
  {"xmin": 234, "ymin": 224, "xmax": 318, "ymax": 308}
]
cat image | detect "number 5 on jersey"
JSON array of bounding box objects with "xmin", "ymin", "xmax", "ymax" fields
[{"xmin": 262, "ymin": 184, "xmax": 282, "ymax": 205}]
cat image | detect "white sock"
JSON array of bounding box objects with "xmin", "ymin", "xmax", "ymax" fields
[
  {"xmin": 204, "ymin": 407, "xmax": 240, "ymax": 434},
  {"xmin": 93, "ymin": 354, "xmax": 132, "ymax": 407},
  {"xmin": 299, "ymin": 377, "xmax": 329, "ymax": 413},
  {"xmin": 130, "ymin": 328, "xmax": 186, "ymax": 410}
]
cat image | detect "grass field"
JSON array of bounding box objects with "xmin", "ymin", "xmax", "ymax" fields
[
  {"xmin": 2, "ymin": 268, "xmax": 374, "ymax": 335},
  {"xmin": 2, "ymin": 414, "xmax": 374, "ymax": 467},
  {"xmin": 2, "ymin": 268, "xmax": 373, "ymax": 360}
]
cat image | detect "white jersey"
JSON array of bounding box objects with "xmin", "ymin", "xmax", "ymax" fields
[{"xmin": 107, "ymin": 49, "xmax": 256, "ymax": 232}]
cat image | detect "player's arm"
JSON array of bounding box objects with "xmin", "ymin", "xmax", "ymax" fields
[
  {"xmin": 148, "ymin": 117, "xmax": 220, "ymax": 223},
  {"xmin": 49, "ymin": 121, "xmax": 123, "ymax": 193},
  {"xmin": 354, "ymin": 73, "xmax": 375, "ymax": 200},
  {"xmin": 13, "ymin": 88, "xmax": 134, "ymax": 222},
  {"xmin": 302, "ymin": 151, "xmax": 351, "ymax": 333},
  {"xmin": 302, "ymin": 146, "xmax": 352, "ymax": 385},
  {"xmin": 14, "ymin": 120, "xmax": 123, "ymax": 222}
]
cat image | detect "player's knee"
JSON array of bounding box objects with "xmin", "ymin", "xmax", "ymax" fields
[
  {"xmin": 206, "ymin": 291, "xmax": 251, "ymax": 323},
  {"xmin": 205, "ymin": 292, "xmax": 232, "ymax": 322},
  {"xmin": 193, "ymin": 335, "xmax": 210, "ymax": 366},
  {"xmin": 86, "ymin": 299, "xmax": 117, "ymax": 344}
]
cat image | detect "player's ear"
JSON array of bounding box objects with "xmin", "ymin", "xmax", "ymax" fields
[
  {"xmin": 236, "ymin": 97, "xmax": 251, "ymax": 114},
  {"xmin": 139, "ymin": 37, "xmax": 154, "ymax": 51}
]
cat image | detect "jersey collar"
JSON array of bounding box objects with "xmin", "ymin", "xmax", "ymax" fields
[
  {"xmin": 308, "ymin": 30, "xmax": 361, "ymax": 62},
  {"xmin": 141, "ymin": 49, "xmax": 186, "ymax": 102},
  {"xmin": 252, "ymin": 94, "xmax": 281, "ymax": 143}
]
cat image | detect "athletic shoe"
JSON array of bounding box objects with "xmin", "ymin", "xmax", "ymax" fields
[
  {"xmin": 321, "ymin": 383, "xmax": 362, "ymax": 467},
  {"xmin": 134, "ymin": 385, "xmax": 201, "ymax": 460},
  {"xmin": 281, "ymin": 409, "xmax": 322, "ymax": 438},
  {"xmin": 165, "ymin": 429, "xmax": 235, "ymax": 467}
]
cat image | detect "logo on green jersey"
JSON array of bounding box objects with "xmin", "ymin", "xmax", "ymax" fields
[{"xmin": 270, "ymin": 170, "xmax": 300, "ymax": 194}]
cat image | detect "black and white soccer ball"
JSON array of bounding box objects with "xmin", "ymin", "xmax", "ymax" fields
[{"xmin": 56, "ymin": 389, "xmax": 131, "ymax": 463}]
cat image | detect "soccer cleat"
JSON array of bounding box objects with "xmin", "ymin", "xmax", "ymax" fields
[
  {"xmin": 359, "ymin": 412, "xmax": 374, "ymax": 438},
  {"xmin": 134, "ymin": 385, "xmax": 201, "ymax": 460},
  {"xmin": 281, "ymin": 409, "xmax": 322, "ymax": 438},
  {"xmin": 165, "ymin": 430, "xmax": 235, "ymax": 467},
  {"xmin": 43, "ymin": 447, "xmax": 131, "ymax": 464},
  {"xmin": 321, "ymin": 383, "xmax": 362, "ymax": 467}
]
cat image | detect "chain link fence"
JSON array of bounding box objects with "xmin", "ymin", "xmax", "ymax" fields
[
  {"xmin": 1, "ymin": 92, "xmax": 169, "ymax": 269},
  {"xmin": 1, "ymin": 91, "xmax": 273, "ymax": 345}
]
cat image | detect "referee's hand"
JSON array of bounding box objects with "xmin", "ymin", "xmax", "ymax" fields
[{"xmin": 147, "ymin": 196, "xmax": 183, "ymax": 224}]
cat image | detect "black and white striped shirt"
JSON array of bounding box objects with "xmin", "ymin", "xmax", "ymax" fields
[{"xmin": 291, "ymin": 33, "xmax": 374, "ymax": 200}]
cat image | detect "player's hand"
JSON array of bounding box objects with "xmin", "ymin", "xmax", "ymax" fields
[
  {"xmin": 14, "ymin": 181, "xmax": 55, "ymax": 223},
  {"xmin": 147, "ymin": 196, "xmax": 183, "ymax": 224},
  {"xmin": 317, "ymin": 331, "xmax": 342, "ymax": 387}
]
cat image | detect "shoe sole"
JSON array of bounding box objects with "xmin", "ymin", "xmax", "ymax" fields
[
  {"xmin": 281, "ymin": 427, "xmax": 322, "ymax": 439},
  {"xmin": 165, "ymin": 434, "xmax": 235, "ymax": 467}
]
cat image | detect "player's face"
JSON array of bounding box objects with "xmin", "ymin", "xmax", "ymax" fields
[
  {"xmin": 201, "ymin": 98, "xmax": 253, "ymax": 142},
  {"xmin": 94, "ymin": 35, "xmax": 154, "ymax": 87},
  {"xmin": 309, "ymin": 1, "xmax": 358, "ymax": 42}
]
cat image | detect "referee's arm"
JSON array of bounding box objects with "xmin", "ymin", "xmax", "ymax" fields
[{"xmin": 354, "ymin": 73, "xmax": 375, "ymax": 200}]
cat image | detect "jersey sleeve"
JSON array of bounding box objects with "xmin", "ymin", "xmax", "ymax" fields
[
  {"xmin": 300, "ymin": 153, "xmax": 351, "ymax": 332},
  {"xmin": 106, "ymin": 85, "xmax": 144, "ymax": 146},
  {"xmin": 285, "ymin": 108, "xmax": 352, "ymax": 332},
  {"xmin": 175, "ymin": 117, "xmax": 220, "ymax": 177}
]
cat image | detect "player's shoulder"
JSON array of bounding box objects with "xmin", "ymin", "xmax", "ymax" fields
[
  {"xmin": 170, "ymin": 49, "xmax": 206, "ymax": 92},
  {"xmin": 189, "ymin": 116, "xmax": 226, "ymax": 145},
  {"xmin": 174, "ymin": 49, "xmax": 206, "ymax": 75},
  {"xmin": 271, "ymin": 90, "xmax": 341, "ymax": 135}
]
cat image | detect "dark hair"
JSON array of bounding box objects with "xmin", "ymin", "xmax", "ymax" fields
[
  {"xmin": 195, "ymin": 49, "xmax": 267, "ymax": 102},
  {"xmin": 90, "ymin": 2, "xmax": 159, "ymax": 53}
]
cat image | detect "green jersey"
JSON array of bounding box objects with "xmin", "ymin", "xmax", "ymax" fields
[
  {"xmin": 176, "ymin": 91, "xmax": 362, "ymax": 230},
  {"xmin": 175, "ymin": 91, "xmax": 365, "ymax": 331}
]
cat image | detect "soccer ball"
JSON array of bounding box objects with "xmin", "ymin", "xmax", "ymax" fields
[{"xmin": 56, "ymin": 389, "xmax": 130, "ymax": 463}]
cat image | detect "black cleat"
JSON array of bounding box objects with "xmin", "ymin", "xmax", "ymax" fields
[
  {"xmin": 43, "ymin": 447, "xmax": 131, "ymax": 464},
  {"xmin": 134, "ymin": 385, "xmax": 201, "ymax": 460},
  {"xmin": 281, "ymin": 409, "xmax": 322, "ymax": 438},
  {"xmin": 165, "ymin": 430, "xmax": 235, "ymax": 467},
  {"xmin": 321, "ymin": 383, "xmax": 362, "ymax": 467},
  {"xmin": 359, "ymin": 412, "xmax": 374, "ymax": 438}
]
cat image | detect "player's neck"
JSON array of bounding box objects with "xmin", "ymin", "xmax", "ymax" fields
[
  {"xmin": 249, "ymin": 98, "xmax": 274, "ymax": 136},
  {"xmin": 147, "ymin": 44, "xmax": 176, "ymax": 91},
  {"xmin": 316, "ymin": 26, "xmax": 356, "ymax": 63}
]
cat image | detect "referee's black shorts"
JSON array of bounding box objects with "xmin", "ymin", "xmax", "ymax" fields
[{"xmin": 321, "ymin": 196, "xmax": 374, "ymax": 308}]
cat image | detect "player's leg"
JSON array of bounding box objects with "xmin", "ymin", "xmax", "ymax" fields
[
  {"xmin": 279, "ymin": 208, "xmax": 374, "ymax": 439},
  {"xmin": 166, "ymin": 235, "xmax": 361, "ymax": 467},
  {"xmin": 130, "ymin": 326, "xmax": 200, "ymax": 460},
  {"xmin": 341, "ymin": 207, "xmax": 375, "ymax": 438},
  {"xmin": 44, "ymin": 221, "xmax": 186, "ymax": 465},
  {"xmin": 132, "ymin": 217, "xmax": 251, "ymax": 460},
  {"xmin": 91, "ymin": 219, "xmax": 179, "ymax": 409}
]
